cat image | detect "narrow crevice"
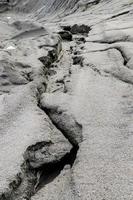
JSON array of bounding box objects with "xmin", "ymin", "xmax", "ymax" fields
[
  {"xmin": 39, "ymin": 102, "xmax": 82, "ymax": 147},
  {"xmin": 34, "ymin": 145, "xmax": 79, "ymax": 192},
  {"xmin": 0, "ymin": 105, "xmax": 79, "ymax": 200},
  {"xmin": 90, "ymin": 10, "xmax": 130, "ymax": 28},
  {"xmin": 109, "ymin": 10, "xmax": 130, "ymax": 20},
  {"xmin": 29, "ymin": 83, "xmax": 80, "ymax": 196},
  {"xmin": 31, "ymin": 40, "xmax": 81, "ymax": 195},
  {"xmin": 0, "ymin": 31, "xmax": 80, "ymax": 200},
  {"xmin": 0, "ymin": 163, "xmax": 37, "ymax": 200}
]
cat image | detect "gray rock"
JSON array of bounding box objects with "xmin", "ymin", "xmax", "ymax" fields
[
  {"xmin": 40, "ymin": 93, "xmax": 82, "ymax": 146},
  {"xmin": 1, "ymin": 0, "xmax": 133, "ymax": 200},
  {"xmin": 0, "ymin": 84, "xmax": 72, "ymax": 198}
]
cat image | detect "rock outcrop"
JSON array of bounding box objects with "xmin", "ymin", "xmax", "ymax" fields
[{"xmin": 0, "ymin": 0, "xmax": 133, "ymax": 200}]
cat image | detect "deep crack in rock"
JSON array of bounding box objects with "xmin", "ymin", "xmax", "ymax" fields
[
  {"xmin": 34, "ymin": 145, "xmax": 79, "ymax": 192},
  {"xmin": 2, "ymin": 0, "xmax": 133, "ymax": 199}
]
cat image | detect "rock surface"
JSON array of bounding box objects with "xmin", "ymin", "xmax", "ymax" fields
[
  {"xmin": 0, "ymin": 0, "xmax": 133, "ymax": 199},
  {"xmin": 40, "ymin": 92, "xmax": 82, "ymax": 146}
]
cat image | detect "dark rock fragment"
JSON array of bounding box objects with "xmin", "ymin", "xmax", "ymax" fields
[
  {"xmin": 73, "ymin": 56, "xmax": 84, "ymax": 66},
  {"xmin": 61, "ymin": 24, "xmax": 90, "ymax": 35},
  {"xmin": 58, "ymin": 31, "xmax": 72, "ymax": 41},
  {"xmin": 71, "ymin": 24, "xmax": 91, "ymax": 34}
]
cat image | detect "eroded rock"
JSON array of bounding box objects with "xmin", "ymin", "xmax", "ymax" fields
[
  {"xmin": 1, "ymin": 0, "xmax": 133, "ymax": 200},
  {"xmin": 40, "ymin": 93, "xmax": 82, "ymax": 146},
  {"xmin": 24, "ymin": 139, "xmax": 72, "ymax": 169},
  {"xmin": 0, "ymin": 84, "xmax": 72, "ymax": 199}
]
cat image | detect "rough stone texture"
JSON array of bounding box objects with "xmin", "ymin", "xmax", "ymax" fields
[
  {"xmin": 0, "ymin": 83, "xmax": 72, "ymax": 196},
  {"xmin": 31, "ymin": 165, "xmax": 75, "ymax": 200},
  {"xmin": 1, "ymin": 0, "xmax": 133, "ymax": 200},
  {"xmin": 40, "ymin": 93, "xmax": 82, "ymax": 146}
]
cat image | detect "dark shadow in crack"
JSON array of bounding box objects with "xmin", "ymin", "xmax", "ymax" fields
[{"xmin": 35, "ymin": 145, "xmax": 79, "ymax": 192}]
